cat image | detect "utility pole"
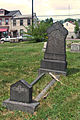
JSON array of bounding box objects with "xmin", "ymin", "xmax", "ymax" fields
[{"xmin": 32, "ymin": 0, "xmax": 34, "ymax": 32}]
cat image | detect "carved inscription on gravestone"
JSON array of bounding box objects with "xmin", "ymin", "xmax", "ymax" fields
[{"xmin": 10, "ymin": 80, "xmax": 32, "ymax": 103}]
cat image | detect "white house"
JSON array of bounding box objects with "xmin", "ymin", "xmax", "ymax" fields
[{"xmin": 63, "ymin": 22, "xmax": 76, "ymax": 39}]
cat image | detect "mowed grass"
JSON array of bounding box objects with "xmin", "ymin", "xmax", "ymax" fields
[{"xmin": 0, "ymin": 41, "xmax": 80, "ymax": 120}]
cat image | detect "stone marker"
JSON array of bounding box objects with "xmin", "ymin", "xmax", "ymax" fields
[
  {"xmin": 71, "ymin": 43, "xmax": 80, "ymax": 52},
  {"xmin": 10, "ymin": 80, "xmax": 32, "ymax": 103},
  {"xmin": 39, "ymin": 22, "xmax": 68, "ymax": 75},
  {"xmin": 3, "ymin": 80, "xmax": 39, "ymax": 113}
]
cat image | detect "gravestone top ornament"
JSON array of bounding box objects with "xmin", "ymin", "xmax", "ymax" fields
[{"xmin": 39, "ymin": 22, "xmax": 68, "ymax": 75}]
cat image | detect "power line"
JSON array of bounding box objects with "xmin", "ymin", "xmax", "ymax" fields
[{"xmin": 37, "ymin": 14, "xmax": 80, "ymax": 17}]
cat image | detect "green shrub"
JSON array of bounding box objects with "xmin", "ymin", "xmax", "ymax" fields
[{"xmin": 24, "ymin": 18, "xmax": 53, "ymax": 42}]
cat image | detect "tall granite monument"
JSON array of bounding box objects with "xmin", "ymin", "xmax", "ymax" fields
[{"xmin": 39, "ymin": 22, "xmax": 68, "ymax": 75}]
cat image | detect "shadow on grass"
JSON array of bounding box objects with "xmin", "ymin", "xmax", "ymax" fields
[{"xmin": 67, "ymin": 68, "xmax": 80, "ymax": 75}]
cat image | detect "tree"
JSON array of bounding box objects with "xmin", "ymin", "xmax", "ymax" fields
[
  {"xmin": 45, "ymin": 18, "xmax": 53, "ymax": 24},
  {"xmin": 64, "ymin": 18, "xmax": 76, "ymax": 22},
  {"xmin": 24, "ymin": 18, "xmax": 53, "ymax": 42},
  {"xmin": 74, "ymin": 21, "xmax": 79, "ymax": 34},
  {"xmin": 78, "ymin": 19, "xmax": 80, "ymax": 22},
  {"xmin": 58, "ymin": 20, "xmax": 64, "ymax": 24}
]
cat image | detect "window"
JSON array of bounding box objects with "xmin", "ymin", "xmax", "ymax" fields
[
  {"xmin": 20, "ymin": 29, "xmax": 23, "ymax": 36},
  {"xmin": 13, "ymin": 19, "xmax": 16, "ymax": 26},
  {"xmin": 5, "ymin": 18, "xmax": 9, "ymax": 25},
  {"xmin": 0, "ymin": 11, "xmax": 3, "ymax": 14},
  {"xmin": 66, "ymin": 23, "xmax": 68, "ymax": 26},
  {"xmin": 20, "ymin": 19, "xmax": 23, "ymax": 26},
  {"xmin": 0, "ymin": 19, "xmax": 2, "ymax": 25},
  {"xmin": 27, "ymin": 19, "xmax": 30, "ymax": 25}
]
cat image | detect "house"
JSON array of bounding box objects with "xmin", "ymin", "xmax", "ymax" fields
[
  {"xmin": 0, "ymin": 9, "xmax": 37, "ymax": 38},
  {"xmin": 0, "ymin": 9, "xmax": 21, "ymax": 38},
  {"xmin": 11, "ymin": 13, "xmax": 37, "ymax": 37},
  {"xmin": 63, "ymin": 21, "xmax": 76, "ymax": 39}
]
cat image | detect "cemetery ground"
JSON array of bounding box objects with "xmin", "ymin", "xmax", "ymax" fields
[{"xmin": 0, "ymin": 41, "xmax": 80, "ymax": 120}]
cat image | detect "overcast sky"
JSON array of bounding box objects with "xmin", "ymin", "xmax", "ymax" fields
[{"xmin": 1, "ymin": 0, "xmax": 80, "ymax": 20}]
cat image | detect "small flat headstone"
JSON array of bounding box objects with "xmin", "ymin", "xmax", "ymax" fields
[{"xmin": 71, "ymin": 43, "xmax": 80, "ymax": 52}]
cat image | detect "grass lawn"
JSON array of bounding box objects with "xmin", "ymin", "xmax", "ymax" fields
[{"xmin": 0, "ymin": 41, "xmax": 80, "ymax": 120}]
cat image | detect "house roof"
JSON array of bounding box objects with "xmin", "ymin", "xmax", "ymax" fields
[
  {"xmin": 64, "ymin": 21, "xmax": 75, "ymax": 25},
  {"xmin": 13, "ymin": 15, "xmax": 32, "ymax": 19},
  {"xmin": 13, "ymin": 13, "xmax": 36, "ymax": 19},
  {"xmin": 5, "ymin": 10, "xmax": 21, "ymax": 16}
]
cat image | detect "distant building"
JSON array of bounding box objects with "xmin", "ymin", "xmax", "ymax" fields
[
  {"xmin": 63, "ymin": 22, "xmax": 76, "ymax": 39},
  {"xmin": 11, "ymin": 13, "xmax": 37, "ymax": 37},
  {"xmin": 0, "ymin": 9, "xmax": 37, "ymax": 38}
]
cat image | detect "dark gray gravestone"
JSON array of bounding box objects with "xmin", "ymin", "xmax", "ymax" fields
[
  {"xmin": 3, "ymin": 80, "xmax": 39, "ymax": 113},
  {"xmin": 10, "ymin": 80, "xmax": 32, "ymax": 103},
  {"xmin": 39, "ymin": 22, "xmax": 68, "ymax": 75}
]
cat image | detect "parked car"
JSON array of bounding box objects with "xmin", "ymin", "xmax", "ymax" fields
[
  {"xmin": 0, "ymin": 34, "xmax": 34, "ymax": 43},
  {"xmin": 0, "ymin": 36, "xmax": 23, "ymax": 42},
  {"xmin": 0, "ymin": 36, "xmax": 11, "ymax": 42},
  {"xmin": 22, "ymin": 34, "xmax": 34, "ymax": 41}
]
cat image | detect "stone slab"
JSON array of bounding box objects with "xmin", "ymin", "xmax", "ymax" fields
[
  {"xmin": 3, "ymin": 99, "xmax": 39, "ymax": 114},
  {"xmin": 35, "ymin": 79, "xmax": 56, "ymax": 101},
  {"xmin": 39, "ymin": 68, "xmax": 67, "ymax": 76}
]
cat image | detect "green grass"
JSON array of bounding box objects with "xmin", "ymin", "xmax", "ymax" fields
[{"xmin": 0, "ymin": 41, "xmax": 80, "ymax": 120}]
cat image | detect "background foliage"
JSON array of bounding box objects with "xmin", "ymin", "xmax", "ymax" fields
[{"xmin": 24, "ymin": 18, "xmax": 53, "ymax": 42}]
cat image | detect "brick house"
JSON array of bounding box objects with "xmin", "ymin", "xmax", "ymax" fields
[{"xmin": 0, "ymin": 9, "xmax": 37, "ymax": 38}]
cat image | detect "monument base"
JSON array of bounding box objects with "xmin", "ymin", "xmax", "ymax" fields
[
  {"xmin": 39, "ymin": 68, "xmax": 67, "ymax": 76},
  {"xmin": 3, "ymin": 99, "xmax": 39, "ymax": 114},
  {"xmin": 39, "ymin": 59, "xmax": 67, "ymax": 76}
]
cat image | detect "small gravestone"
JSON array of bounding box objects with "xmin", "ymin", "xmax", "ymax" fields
[
  {"xmin": 10, "ymin": 80, "xmax": 32, "ymax": 103},
  {"xmin": 3, "ymin": 80, "xmax": 39, "ymax": 113},
  {"xmin": 39, "ymin": 22, "xmax": 68, "ymax": 75},
  {"xmin": 71, "ymin": 43, "xmax": 80, "ymax": 52}
]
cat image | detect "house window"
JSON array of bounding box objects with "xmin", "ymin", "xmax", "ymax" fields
[
  {"xmin": 27, "ymin": 19, "xmax": 30, "ymax": 25},
  {"xmin": 0, "ymin": 19, "xmax": 2, "ymax": 25},
  {"xmin": 20, "ymin": 29, "xmax": 23, "ymax": 36},
  {"xmin": 20, "ymin": 19, "xmax": 23, "ymax": 26},
  {"xmin": 5, "ymin": 18, "xmax": 9, "ymax": 25},
  {"xmin": 66, "ymin": 23, "xmax": 68, "ymax": 26},
  {"xmin": 0, "ymin": 11, "xmax": 3, "ymax": 14},
  {"xmin": 13, "ymin": 19, "xmax": 16, "ymax": 26}
]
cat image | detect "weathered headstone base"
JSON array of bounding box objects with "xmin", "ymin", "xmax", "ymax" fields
[
  {"xmin": 39, "ymin": 59, "xmax": 67, "ymax": 75},
  {"xmin": 3, "ymin": 99, "xmax": 39, "ymax": 114},
  {"xmin": 39, "ymin": 68, "xmax": 67, "ymax": 76}
]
